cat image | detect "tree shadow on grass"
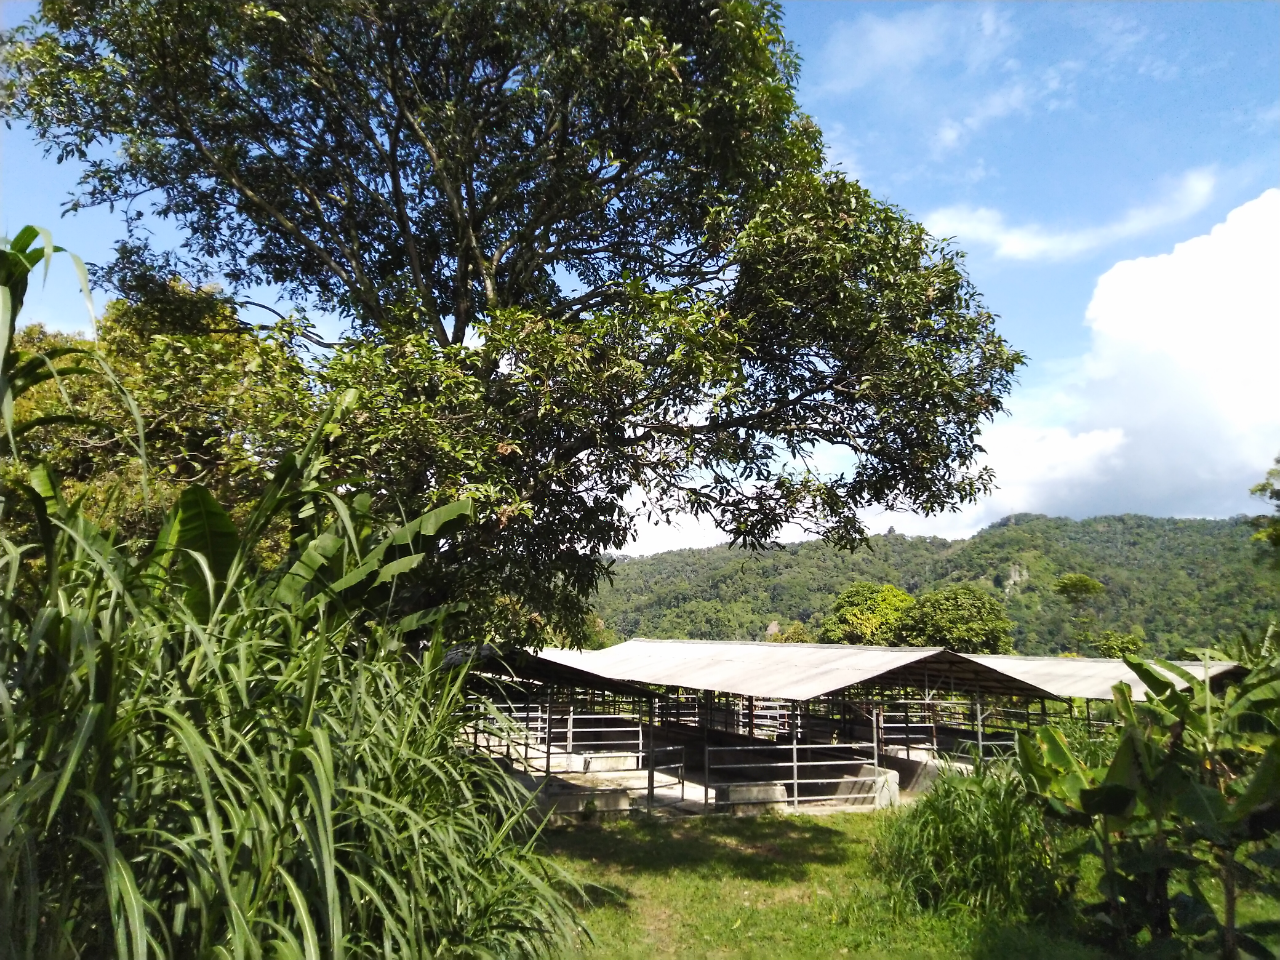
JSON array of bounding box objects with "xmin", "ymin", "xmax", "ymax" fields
[
  {"xmin": 967, "ymin": 921, "xmax": 1111, "ymax": 960},
  {"xmin": 540, "ymin": 813, "xmax": 863, "ymax": 886}
]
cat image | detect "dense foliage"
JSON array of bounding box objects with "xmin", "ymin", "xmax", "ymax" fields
[
  {"xmin": 594, "ymin": 514, "xmax": 1280, "ymax": 656},
  {"xmin": 895, "ymin": 584, "xmax": 1014, "ymax": 654},
  {"xmin": 3, "ymin": 0, "xmax": 1022, "ymax": 643},
  {"xmin": 872, "ymin": 764, "xmax": 1070, "ymax": 918},
  {"xmin": 1, "ymin": 234, "xmax": 577, "ymax": 960},
  {"xmin": 8, "ymin": 292, "xmax": 315, "ymax": 539},
  {"xmin": 1017, "ymin": 641, "xmax": 1280, "ymax": 959},
  {"xmin": 819, "ymin": 580, "xmax": 1012, "ymax": 653},
  {"xmin": 820, "ymin": 581, "xmax": 913, "ymax": 645}
]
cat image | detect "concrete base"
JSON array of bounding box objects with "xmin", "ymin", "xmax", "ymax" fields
[
  {"xmin": 535, "ymin": 782, "xmax": 632, "ymax": 824},
  {"xmin": 879, "ymin": 748, "xmax": 971, "ymax": 794},
  {"xmin": 581, "ymin": 754, "xmax": 640, "ymax": 773},
  {"xmin": 834, "ymin": 766, "xmax": 900, "ymax": 808},
  {"xmin": 714, "ymin": 783, "xmax": 789, "ymax": 815}
]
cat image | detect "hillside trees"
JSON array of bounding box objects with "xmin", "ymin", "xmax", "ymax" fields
[
  {"xmin": 1252, "ymin": 453, "xmax": 1280, "ymax": 568},
  {"xmin": 897, "ymin": 584, "xmax": 1014, "ymax": 654},
  {"xmin": 821, "ymin": 581, "xmax": 914, "ymax": 644},
  {"xmin": 1054, "ymin": 573, "xmax": 1106, "ymax": 655},
  {"xmin": 3, "ymin": 0, "xmax": 1022, "ymax": 643}
]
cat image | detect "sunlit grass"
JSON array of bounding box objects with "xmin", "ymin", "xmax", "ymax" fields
[{"xmin": 543, "ymin": 812, "xmax": 1107, "ymax": 960}]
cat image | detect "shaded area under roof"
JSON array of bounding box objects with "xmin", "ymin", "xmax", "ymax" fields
[{"xmin": 536, "ymin": 639, "xmax": 1240, "ymax": 702}]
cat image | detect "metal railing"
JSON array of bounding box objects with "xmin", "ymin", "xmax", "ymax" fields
[
  {"xmin": 466, "ymin": 701, "xmax": 688, "ymax": 809},
  {"xmin": 703, "ymin": 740, "xmax": 883, "ymax": 811}
]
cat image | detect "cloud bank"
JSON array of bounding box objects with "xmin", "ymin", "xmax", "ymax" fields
[
  {"xmin": 891, "ymin": 187, "xmax": 1280, "ymax": 538},
  {"xmin": 924, "ymin": 168, "xmax": 1217, "ymax": 260},
  {"xmin": 627, "ymin": 189, "xmax": 1280, "ymax": 553}
]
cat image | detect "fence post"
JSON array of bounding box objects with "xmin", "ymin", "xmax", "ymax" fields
[
  {"xmin": 647, "ymin": 698, "xmax": 656, "ymax": 813},
  {"xmin": 704, "ymin": 741, "xmax": 710, "ymax": 812},
  {"xmin": 872, "ymin": 707, "xmax": 879, "ymax": 809},
  {"xmin": 791, "ymin": 701, "xmax": 799, "ymax": 809},
  {"xmin": 975, "ymin": 694, "xmax": 984, "ymax": 763},
  {"xmin": 545, "ymin": 685, "xmax": 554, "ymax": 779},
  {"xmin": 567, "ymin": 704, "xmax": 574, "ymax": 754},
  {"xmin": 904, "ymin": 702, "xmax": 911, "ymax": 761}
]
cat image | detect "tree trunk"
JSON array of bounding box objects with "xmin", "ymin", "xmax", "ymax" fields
[
  {"xmin": 1221, "ymin": 847, "xmax": 1238, "ymax": 960},
  {"xmin": 1099, "ymin": 819, "xmax": 1127, "ymax": 939}
]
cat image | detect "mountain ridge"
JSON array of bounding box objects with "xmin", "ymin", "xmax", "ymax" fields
[{"xmin": 592, "ymin": 513, "xmax": 1278, "ymax": 657}]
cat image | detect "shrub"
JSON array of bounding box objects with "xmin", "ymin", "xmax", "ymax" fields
[
  {"xmin": 1, "ymin": 234, "xmax": 579, "ymax": 958},
  {"xmin": 872, "ymin": 764, "xmax": 1070, "ymax": 917}
]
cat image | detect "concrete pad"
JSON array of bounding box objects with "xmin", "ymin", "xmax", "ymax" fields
[
  {"xmin": 714, "ymin": 783, "xmax": 789, "ymax": 815},
  {"xmin": 581, "ymin": 754, "xmax": 640, "ymax": 772},
  {"xmin": 834, "ymin": 766, "xmax": 900, "ymax": 808}
]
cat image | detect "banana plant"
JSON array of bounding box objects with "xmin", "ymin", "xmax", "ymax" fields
[
  {"xmin": 0, "ymin": 226, "xmax": 103, "ymax": 459},
  {"xmin": 1120, "ymin": 655, "xmax": 1280, "ymax": 960},
  {"xmin": 1018, "ymin": 652, "xmax": 1280, "ymax": 959},
  {"xmin": 1016, "ymin": 725, "xmax": 1142, "ymax": 937}
]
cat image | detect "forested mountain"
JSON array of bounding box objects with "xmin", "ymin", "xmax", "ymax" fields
[{"xmin": 592, "ymin": 514, "xmax": 1279, "ymax": 657}]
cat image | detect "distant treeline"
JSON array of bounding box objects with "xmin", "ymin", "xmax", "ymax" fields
[{"xmin": 592, "ymin": 514, "xmax": 1279, "ymax": 657}]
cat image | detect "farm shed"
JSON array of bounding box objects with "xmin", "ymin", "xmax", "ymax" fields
[{"xmin": 461, "ymin": 639, "xmax": 1239, "ymax": 817}]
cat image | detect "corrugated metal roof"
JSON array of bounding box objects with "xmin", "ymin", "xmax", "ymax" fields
[
  {"xmin": 538, "ymin": 639, "xmax": 1055, "ymax": 700},
  {"xmin": 537, "ymin": 639, "xmax": 1240, "ymax": 702},
  {"xmin": 961, "ymin": 654, "xmax": 1241, "ymax": 702}
]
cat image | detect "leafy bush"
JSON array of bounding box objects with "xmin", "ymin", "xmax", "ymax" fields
[
  {"xmin": 0, "ymin": 233, "xmax": 578, "ymax": 959},
  {"xmin": 896, "ymin": 584, "xmax": 1014, "ymax": 654},
  {"xmin": 872, "ymin": 764, "xmax": 1070, "ymax": 918},
  {"xmin": 820, "ymin": 581, "xmax": 914, "ymax": 644}
]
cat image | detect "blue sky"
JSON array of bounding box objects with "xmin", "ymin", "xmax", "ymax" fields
[
  {"xmin": 3, "ymin": 2, "xmax": 1279, "ymax": 551},
  {"xmin": 784, "ymin": 1, "xmax": 1278, "ymax": 369}
]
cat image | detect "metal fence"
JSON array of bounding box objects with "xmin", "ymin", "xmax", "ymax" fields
[
  {"xmin": 467, "ymin": 701, "xmax": 688, "ymax": 809},
  {"xmin": 703, "ymin": 739, "xmax": 884, "ymax": 811}
]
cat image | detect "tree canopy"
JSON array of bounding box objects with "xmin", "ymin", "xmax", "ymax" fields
[
  {"xmin": 897, "ymin": 584, "xmax": 1013, "ymax": 654},
  {"xmin": 3, "ymin": 0, "xmax": 1023, "ymax": 642},
  {"xmin": 1252, "ymin": 454, "xmax": 1280, "ymax": 568},
  {"xmin": 821, "ymin": 581, "xmax": 914, "ymax": 645}
]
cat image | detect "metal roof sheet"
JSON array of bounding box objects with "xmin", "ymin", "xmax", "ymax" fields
[
  {"xmin": 960, "ymin": 654, "xmax": 1241, "ymax": 702},
  {"xmin": 537, "ymin": 640, "xmax": 1240, "ymax": 702},
  {"xmin": 538, "ymin": 639, "xmax": 1056, "ymax": 700}
]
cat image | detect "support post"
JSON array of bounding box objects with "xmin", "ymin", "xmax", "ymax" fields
[
  {"xmin": 975, "ymin": 694, "xmax": 983, "ymax": 763},
  {"xmin": 748, "ymin": 696, "xmax": 755, "ymax": 740},
  {"xmin": 544, "ymin": 685, "xmax": 554, "ymax": 779},
  {"xmin": 567, "ymin": 703, "xmax": 574, "ymax": 754},
  {"xmin": 647, "ymin": 698, "xmax": 656, "ymax": 813},
  {"xmin": 791, "ymin": 701, "xmax": 799, "ymax": 809}
]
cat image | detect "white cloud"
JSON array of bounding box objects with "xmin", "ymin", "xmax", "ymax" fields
[
  {"xmin": 810, "ymin": 5, "xmax": 1015, "ymax": 97},
  {"xmin": 626, "ymin": 190, "xmax": 1280, "ymax": 551},
  {"xmin": 932, "ymin": 81, "xmax": 1033, "ymax": 153},
  {"xmin": 925, "ymin": 168, "xmax": 1216, "ymax": 260},
  {"xmin": 897, "ymin": 188, "xmax": 1280, "ymax": 536}
]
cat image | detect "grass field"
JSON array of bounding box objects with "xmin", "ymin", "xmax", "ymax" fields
[{"xmin": 542, "ymin": 812, "xmax": 1111, "ymax": 960}]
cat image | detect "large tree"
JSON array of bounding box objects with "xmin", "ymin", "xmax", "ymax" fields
[{"xmin": 4, "ymin": 0, "xmax": 1023, "ymax": 642}]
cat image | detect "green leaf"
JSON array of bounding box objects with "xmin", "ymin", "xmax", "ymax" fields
[
  {"xmin": 1228, "ymin": 741, "xmax": 1280, "ymax": 824},
  {"xmin": 274, "ymin": 532, "xmax": 344, "ymax": 605},
  {"xmin": 374, "ymin": 552, "xmax": 425, "ymax": 585},
  {"xmin": 171, "ymin": 484, "xmax": 240, "ymax": 619},
  {"xmin": 1080, "ymin": 783, "xmax": 1135, "ymax": 818}
]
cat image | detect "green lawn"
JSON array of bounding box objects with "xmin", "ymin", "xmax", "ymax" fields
[{"xmin": 542, "ymin": 812, "xmax": 1110, "ymax": 960}]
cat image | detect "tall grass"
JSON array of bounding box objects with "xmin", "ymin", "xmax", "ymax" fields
[
  {"xmin": 1, "ymin": 422, "xmax": 579, "ymax": 956},
  {"xmin": 872, "ymin": 763, "xmax": 1071, "ymax": 919}
]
